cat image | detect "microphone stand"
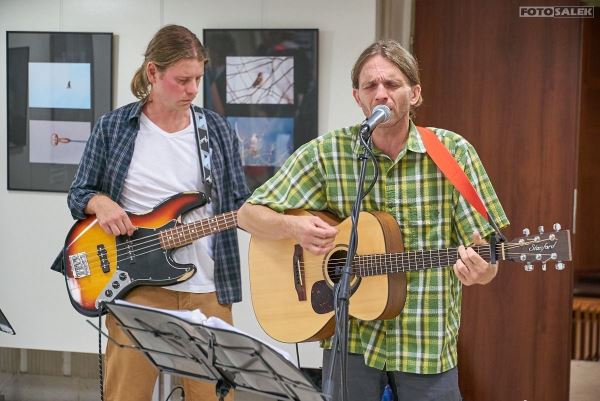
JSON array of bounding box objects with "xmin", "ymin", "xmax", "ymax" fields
[{"xmin": 323, "ymin": 125, "xmax": 378, "ymax": 401}]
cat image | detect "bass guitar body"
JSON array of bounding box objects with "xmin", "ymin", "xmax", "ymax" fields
[{"xmin": 64, "ymin": 192, "xmax": 207, "ymax": 316}]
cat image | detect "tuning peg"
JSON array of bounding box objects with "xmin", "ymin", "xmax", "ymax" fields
[
  {"xmin": 553, "ymin": 223, "xmax": 561, "ymax": 231},
  {"xmin": 541, "ymin": 263, "xmax": 547, "ymax": 271},
  {"xmin": 523, "ymin": 228, "xmax": 530, "ymax": 236},
  {"xmin": 520, "ymin": 254, "xmax": 527, "ymax": 262},
  {"xmin": 555, "ymin": 262, "xmax": 566, "ymax": 271},
  {"xmin": 524, "ymin": 263, "xmax": 534, "ymax": 272},
  {"xmin": 538, "ymin": 226, "xmax": 545, "ymax": 234}
]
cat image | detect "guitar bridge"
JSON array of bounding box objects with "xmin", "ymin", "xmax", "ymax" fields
[
  {"xmin": 69, "ymin": 252, "xmax": 91, "ymax": 278},
  {"xmin": 293, "ymin": 244, "xmax": 306, "ymax": 301}
]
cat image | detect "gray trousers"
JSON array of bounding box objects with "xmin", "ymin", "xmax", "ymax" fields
[{"xmin": 322, "ymin": 350, "xmax": 462, "ymax": 401}]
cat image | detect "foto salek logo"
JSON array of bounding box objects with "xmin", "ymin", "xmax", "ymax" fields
[{"xmin": 519, "ymin": 6, "xmax": 594, "ymax": 18}]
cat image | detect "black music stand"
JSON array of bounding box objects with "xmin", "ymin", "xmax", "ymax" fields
[
  {"xmin": 103, "ymin": 302, "xmax": 326, "ymax": 401},
  {"xmin": 0, "ymin": 307, "xmax": 15, "ymax": 335}
]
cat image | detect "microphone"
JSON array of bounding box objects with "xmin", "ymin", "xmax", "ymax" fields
[{"xmin": 360, "ymin": 105, "xmax": 391, "ymax": 139}]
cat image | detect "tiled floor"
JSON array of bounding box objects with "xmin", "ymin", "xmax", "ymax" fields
[{"xmin": 1, "ymin": 361, "xmax": 599, "ymax": 400}]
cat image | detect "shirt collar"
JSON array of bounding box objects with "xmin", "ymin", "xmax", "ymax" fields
[
  {"xmin": 127, "ymin": 101, "xmax": 144, "ymax": 122},
  {"xmin": 407, "ymin": 120, "xmax": 427, "ymax": 154},
  {"xmin": 351, "ymin": 119, "xmax": 427, "ymax": 156}
]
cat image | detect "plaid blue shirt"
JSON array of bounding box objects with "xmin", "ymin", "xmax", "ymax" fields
[{"xmin": 68, "ymin": 101, "xmax": 250, "ymax": 304}]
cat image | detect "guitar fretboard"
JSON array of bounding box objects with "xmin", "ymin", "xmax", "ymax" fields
[
  {"xmin": 159, "ymin": 211, "xmax": 238, "ymax": 249},
  {"xmin": 354, "ymin": 245, "xmax": 493, "ymax": 276}
]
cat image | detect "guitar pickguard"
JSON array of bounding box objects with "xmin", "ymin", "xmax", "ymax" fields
[
  {"xmin": 310, "ymin": 281, "xmax": 334, "ymax": 314},
  {"xmin": 116, "ymin": 225, "xmax": 175, "ymax": 280},
  {"xmin": 93, "ymin": 225, "xmax": 196, "ymax": 308}
]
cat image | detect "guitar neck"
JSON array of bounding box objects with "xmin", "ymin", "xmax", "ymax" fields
[
  {"xmin": 356, "ymin": 244, "xmax": 499, "ymax": 276},
  {"xmin": 159, "ymin": 211, "xmax": 238, "ymax": 250}
]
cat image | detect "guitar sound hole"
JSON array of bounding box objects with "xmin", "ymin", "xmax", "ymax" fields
[{"xmin": 326, "ymin": 249, "xmax": 350, "ymax": 284}]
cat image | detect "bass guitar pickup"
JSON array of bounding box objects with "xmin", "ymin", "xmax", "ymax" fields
[{"xmin": 97, "ymin": 244, "xmax": 110, "ymax": 273}]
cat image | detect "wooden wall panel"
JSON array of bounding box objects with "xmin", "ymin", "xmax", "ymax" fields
[
  {"xmin": 574, "ymin": 15, "xmax": 600, "ymax": 279},
  {"xmin": 413, "ymin": 1, "xmax": 581, "ymax": 400}
]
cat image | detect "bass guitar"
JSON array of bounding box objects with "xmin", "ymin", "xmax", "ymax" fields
[
  {"xmin": 248, "ymin": 209, "xmax": 571, "ymax": 343},
  {"xmin": 63, "ymin": 192, "xmax": 237, "ymax": 316}
]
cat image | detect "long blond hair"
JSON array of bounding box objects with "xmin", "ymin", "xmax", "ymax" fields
[{"xmin": 131, "ymin": 25, "xmax": 208, "ymax": 102}]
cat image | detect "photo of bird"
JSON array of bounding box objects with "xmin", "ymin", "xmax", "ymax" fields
[
  {"xmin": 51, "ymin": 132, "xmax": 86, "ymax": 147},
  {"xmin": 226, "ymin": 56, "xmax": 293, "ymax": 104},
  {"xmin": 250, "ymin": 72, "xmax": 263, "ymax": 88}
]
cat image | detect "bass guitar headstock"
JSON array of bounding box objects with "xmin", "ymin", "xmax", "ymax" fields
[{"xmin": 502, "ymin": 224, "xmax": 572, "ymax": 271}]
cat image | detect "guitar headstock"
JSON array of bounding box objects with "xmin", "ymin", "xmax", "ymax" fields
[{"xmin": 502, "ymin": 224, "xmax": 572, "ymax": 271}]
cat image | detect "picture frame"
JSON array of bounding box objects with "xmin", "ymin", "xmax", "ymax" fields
[
  {"xmin": 203, "ymin": 29, "xmax": 318, "ymax": 191},
  {"xmin": 6, "ymin": 31, "xmax": 113, "ymax": 192}
]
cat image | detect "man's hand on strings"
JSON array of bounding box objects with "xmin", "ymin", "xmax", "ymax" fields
[
  {"xmin": 87, "ymin": 194, "xmax": 136, "ymax": 237},
  {"xmin": 287, "ymin": 215, "xmax": 338, "ymax": 256},
  {"xmin": 453, "ymin": 232, "xmax": 498, "ymax": 286}
]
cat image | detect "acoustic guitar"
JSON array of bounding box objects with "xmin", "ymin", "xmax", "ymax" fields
[
  {"xmin": 63, "ymin": 192, "xmax": 237, "ymax": 316},
  {"xmin": 248, "ymin": 209, "xmax": 571, "ymax": 343}
]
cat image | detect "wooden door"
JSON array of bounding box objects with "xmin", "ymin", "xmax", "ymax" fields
[{"xmin": 413, "ymin": 1, "xmax": 581, "ymax": 400}]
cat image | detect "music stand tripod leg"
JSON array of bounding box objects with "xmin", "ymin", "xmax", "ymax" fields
[{"xmin": 216, "ymin": 379, "xmax": 231, "ymax": 401}]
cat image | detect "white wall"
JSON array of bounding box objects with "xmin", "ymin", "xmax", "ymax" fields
[{"xmin": 0, "ymin": 0, "xmax": 376, "ymax": 368}]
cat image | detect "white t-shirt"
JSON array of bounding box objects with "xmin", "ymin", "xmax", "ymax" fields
[{"xmin": 119, "ymin": 110, "xmax": 215, "ymax": 293}]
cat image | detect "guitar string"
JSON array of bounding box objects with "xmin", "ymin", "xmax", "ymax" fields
[
  {"xmin": 294, "ymin": 238, "xmax": 557, "ymax": 272},
  {"xmin": 72, "ymin": 220, "xmax": 237, "ymax": 275},
  {"xmin": 76, "ymin": 244, "xmax": 499, "ymax": 281},
  {"xmin": 298, "ymin": 249, "xmax": 564, "ymax": 281},
  {"xmin": 305, "ymin": 252, "xmax": 559, "ymax": 278},
  {"xmin": 70, "ymin": 214, "xmax": 237, "ymax": 274},
  {"xmin": 76, "ymin": 228, "xmax": 231, "ymax": 275},
  {"xmin": 81, "ymin": 236, "xmax": 559, "ymax": 278},
  {"xmin": 119, "ymin": 238, "xmax": 560, "ymax": 282},
  {"xmin": 90, "ymin": 245, "xmax": 557, "ymax": 284},
  {"xmin": 293, "ymin": 238, "xmax": 564, "ymax": 280},
  {"xmin": 69, "ymin": 200, "xmax": 549, "ymax": 262},
  {"xmin": 298, "ymin": 249, "xmax": 498, "ymax": 278},
  {"xmin": 78, "ymin": 237, "xmax": 192, "ymax": 274},
  {"xmin": 298, "ymin": 245, "xmax": 559, "ymax": 275},
  {"xmin": 69, "ymin": 213, "xmax": 237, "ymax": 259},
  {"xmin": 296, "ymin": 238, "xmax": 561, "ymax": 271},
  {"xmin": 74, "ymin": 232, "xmax": 561, "ymax": 278}
]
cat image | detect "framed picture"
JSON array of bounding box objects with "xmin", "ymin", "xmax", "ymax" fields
[
  {"xmin": 203, "ymin": 29, "xmax": 318, "ymax": 191},
  {"xmin": 6, "ymin": 31, "xmax": 113, "ymax": 192}
]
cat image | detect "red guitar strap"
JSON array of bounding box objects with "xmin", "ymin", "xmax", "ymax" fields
[{"xmin": 416, "ymin": 126, "xmax": 489, "ymax": 221}]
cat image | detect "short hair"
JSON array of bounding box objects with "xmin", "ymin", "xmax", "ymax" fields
[
  {"xmin": 131, "ymin": 25, "xmax": 208, "ymax": 101},
  {"xmin": 351, "ymin": 40, "xmax": 423, "ymax": 113}
]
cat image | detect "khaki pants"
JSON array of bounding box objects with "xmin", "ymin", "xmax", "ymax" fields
[{"xmin": 104, "ymin": 286, "xmax": 234, "ymax": 401}]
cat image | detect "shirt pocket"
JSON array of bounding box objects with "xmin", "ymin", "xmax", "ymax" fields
[{"xmin": 403, "ymin": 204, "xmax": 444, "ymax": 249}]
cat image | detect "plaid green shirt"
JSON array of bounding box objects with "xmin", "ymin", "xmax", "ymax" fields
[{"xmin": 247, "ymin": 121, "xmax": 509, "ymax": 374}]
